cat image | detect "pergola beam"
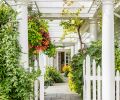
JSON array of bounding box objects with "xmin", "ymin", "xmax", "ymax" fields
[
  {"xmin": 39, "ymin": 13, "xmax": 94, "ymax": 19},
  {"xmin": 5, "ymin": 0, "xmax": 101, "ymax": 19}
]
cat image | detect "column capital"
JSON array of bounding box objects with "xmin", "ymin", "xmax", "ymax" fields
[
  {"xmin": 89, "ymin": 17, "xmax": 98, "ymax": 41},
  {"xmin": 89, "ymin": 18, "xmax": 98, "ymax": 24}
]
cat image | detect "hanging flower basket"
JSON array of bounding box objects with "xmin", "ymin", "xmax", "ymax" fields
[{"xmin": 28, "ymin": 15, "xmax": 56, "ymax": 57}]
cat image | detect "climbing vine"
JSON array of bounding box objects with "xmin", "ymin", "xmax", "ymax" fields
[
  {"xmin": 0, "ymin": 2, "xmax": 40, "ymax": 100},
  {"xmin": 60, "ymin": 1, "xmax": 85, "ymax": 52}
]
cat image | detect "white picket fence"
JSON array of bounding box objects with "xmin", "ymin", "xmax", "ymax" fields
[
  {"xmin": 30, "ymin": 53, "xmax": 46, "ymax": 100},
  {"xmin": 83, "ymin": 55, "xmax": 120, "ymax": 100}
]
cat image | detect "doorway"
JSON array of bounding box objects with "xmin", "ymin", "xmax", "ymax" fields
[{"xmin": 58, "ymin": 51, "xmax": 71, "ymax": 72}]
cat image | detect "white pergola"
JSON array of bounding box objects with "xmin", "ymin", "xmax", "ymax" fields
[{"xmin": 5, "ymin": 0, "xmax": 115, "ymax": 100}]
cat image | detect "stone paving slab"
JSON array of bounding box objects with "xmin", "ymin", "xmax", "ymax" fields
[
  {"xmin": 45, "ymin": 83, "xmax": 78, "ymax": 94},
  {"xmin": 45, "ymin": 82, "xmax": 80, "ymax": 100},
  {"xmin": 45, "ymin": 94, "xmax": 80, "ymax": 100}
]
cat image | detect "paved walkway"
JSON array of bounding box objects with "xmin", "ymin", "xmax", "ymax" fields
[{"xmin": 45, "ymin": 77, "xmax": 80, "ymax": 100}]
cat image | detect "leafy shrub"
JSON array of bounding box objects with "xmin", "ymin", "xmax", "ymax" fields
[
  {"xmin": 86, "ymin": 40, "xmax": 120, "ymax": 70},
  {"xmin": 0, "ymin": 86, "xmax": 9, "ymax": 100},
  {"xmin": 0, "ymin": 2, "xmax": 40, "ymax": 100},
  {"xmin": 44, "ymin": 67, "xmax": 64, "ymax": 86},
  {"xmin": 69, "ymin": 40, "xmax": 120, "ymax": 99},
  {"xmin": 44, "ymin": 76, "xmax": 54, "ymax": 86},
  {"xmin": 62, "ymin": 65, "xmax": 71, "ymax": 77},
  {"xmin": 44, "ymin": 43, "xmax": 56, "ymax": 57},
  {"xmin": 68, "ymin": 51, "xmax": 85, "ymax": 98}
]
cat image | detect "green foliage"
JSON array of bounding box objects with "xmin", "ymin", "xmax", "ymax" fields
[
  {"xmin": 0, "ymin": 2, "xmax": 41, "ymax": 100},
  {"xmin": 86, "ymin": 41, "xmax": 102, "ymax": 66},
  {"xmin": 69, "ymin": 40, "xmax": 120, "ymax": 99},
  {"xmin": 60, "ymin": 7, "xmax": 84, "ymax": 39},
  {"xmin": 28, "ymin": 19, "xmax": 43, "ymax": 47},
  {"xmin": 115, "ymin": 48, "xmax": 120, "ymax": 70},
  {"xmin": 39, "ymin": 19, "xmax": 49, "ymax": 31},
  {"xmin": 28, "ymin": 17, "xmax": 48, "ymax": 49},
  {"xmin": 28, "ymin": 16, "xmax": 49, "ymax": 48},
  {"xmin": 0, "ymin": 2, "xmax": 15, "ymax": 27},
  {"xmin": 68, "ymin": 51, "xmax": 85, "ymax": 98},
  {"xmin": 0, "ymin": 66, "xmax": 41, "ymax": 100},
  {"xmin": 44, "ymin": 42, "xmax": 56, "ymax": 57},
  {"xmin": 44, "ymin": 67, "xmax": 64, "ymax": 86},
  {"xmin": 28, "ymin": 13, "xmax": 56, "ymax": 57},
  {"xmin": 60, "ymin": 18, "xmax": 84, "ymax": 39},
  {"xmin": 86, "ymin": 40, "xmax": 120, "ymax": 70},
  {"xmin": 28, "ymin": 13, "xmax": 56, "ymax": 70},
  {"xmin": 62, "ymin": 65, "xmax": 71, "ymax": 77},
  {"xmin": 44, "ymin": 76, "xmax": 54, "ymax": 86},
  {"xmin": 60, "ymin": 7, "xmax": 85, "ymax": 50},
  {"xmin": 0, "ymin": 86, "xmax": 9, "ymax": 100}
]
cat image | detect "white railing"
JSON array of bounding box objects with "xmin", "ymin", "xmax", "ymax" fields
[{"xmin": 83, "ymin": 55, "xmax": 120, "ymax": 100}]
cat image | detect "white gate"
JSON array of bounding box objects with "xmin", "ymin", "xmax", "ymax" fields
[{"xmin": 83, "ymin": 55, "xmax": 120, "ymax": 100}]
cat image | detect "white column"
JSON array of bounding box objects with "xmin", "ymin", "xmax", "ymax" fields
[
  {"xmin": 39, "ymin": 53, "xmax": 46, "ymax": 100},
  {"xmin": 77, "ymin": 41, "xmax": 80, "ymax": 52},
  {"xmin": 47, "ymin": 57, "xmax": 53, "ymax": 66},
  {"xmin": 17, "ymin": 0, "xmax": 29, "ymax": 70},
  {"xmin": 46, "ymin": 56, "xmax": 49, "ymax": 66},
  {"xmin": 75, "ymin": 42, "xmax": 78, "ymax": 54},
  {"xmin": 71, "ymin": 46, "xmax": 75, "ymax": 58},
  {"xmin": 50, "ymin": 57, "xmax": 54, "ymax": 66},
  {"xmin": 102, "ymin": 0, "xmax": 115, "ymax": 100},
  {"xmin": 89, "ymin": 18, "xmax": 97, "ymax": 41}
]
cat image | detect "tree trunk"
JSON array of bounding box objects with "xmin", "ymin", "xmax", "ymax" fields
[{"xmin": 77, "ymin": 26, "xmax": 84, "ymax": 52}]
